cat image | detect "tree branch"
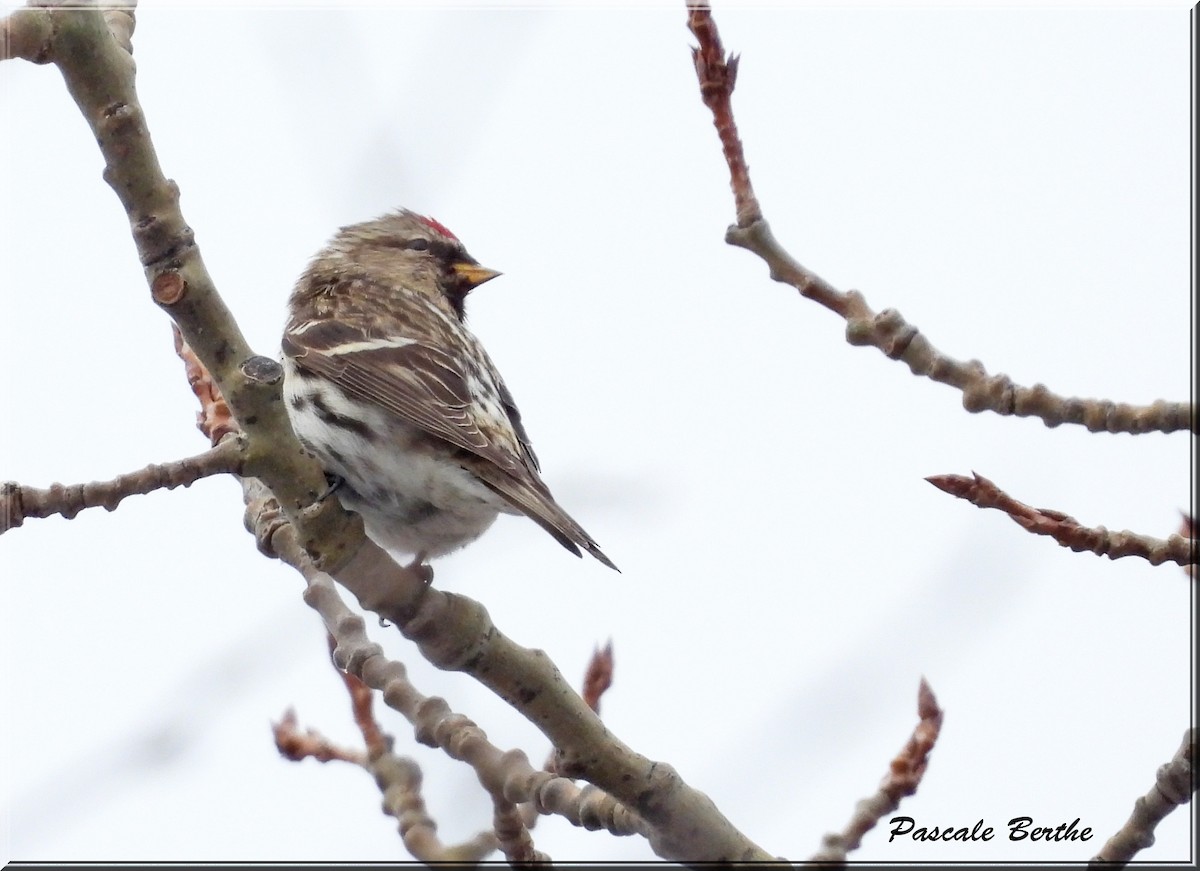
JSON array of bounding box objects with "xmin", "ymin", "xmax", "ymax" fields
[
  {"xmin": 685, "ymin": 1, "xmax": 1193, "ymax": 436},
  {"xmin": 811, "ymin": 678, "xmax": 944, "ymax": 863},
  {"xmin": 6, "ymin": 0, "xmax": 365, "ymax": 570},
  {"xmin": 372, "ymin": 750, "xmax": 499, "ymax": 863},
  {"xmin": 1089, "ymin": 728, "xmax": 1197, "ymax": 867},
  {"xmin": 1, "ymin": 438, "xmax": 245, "ymax": 533},
  {"xmin": 688, "ymin": 2, "xmax": 759, "ymax": 226},
  {"xmin": 927, "ymin": 472, "xmax": 1197, "ymax": 568},
  {"xmin": 275, "ymin": 649, "xmax": 503, "ymax": 863},
  {"xmin": 247, "ymin": 477, "xmax": 652, "ymax": 847},
  {"xmin": 179, "ymin": 264, "xmax": 752, "ymax": 860},
  {"xmin": 335, "ymin": 638, "xmax": 547, "ymax": 864}
]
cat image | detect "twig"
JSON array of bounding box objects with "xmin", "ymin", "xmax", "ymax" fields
[
  {"xmin": 811, "ymin": 678, "xmax": 945, "ymax": 864},
  {"xmin": 687, "ymin": 1, "xmax": 759, "ymax": 226},
  {"xmin": 1089, "ymin": 728, "xmax": 1197, "ymax": 867},
  {"xmin": 372, "ymin": 751, "xmax": 498, "ymax": 863},
  {"xmin": 244, "ymin": 476, "xmax": 651, "ymax": 845},
  {"xmin": 327, "ymin": 635, "xmax": 515, "ymax": 861},
  {"xmin": 492, "ymin": 798, "xmax": 550, "ymax": 866},
  {"xmin": 582, "ymin": 640, "xmax": 615, "ymax": 715},
  {"xmin": 331, "ymin": 634, "xmax": 390, "ymax": 759},
  {"xmin": 173, "ymin": 326, "xmax": 238, "ymax": 445},
  {"xmin": 1, "ymin": 438, "xmax": 245, "ymax": 534},
  {"xmin": 272, "ymin": 708, "xmax": 365, "ymax": 766},
  {"xmin": 276, "ymin": 636, "xmax": 502, "ymax": 862},
  {"xmin": 927, "ymin": 472, "xmax": 1197, "ymax": 567},
  {"xmin": 685, "ymin": 3, "xmax": 1193, "ymax": 436}
]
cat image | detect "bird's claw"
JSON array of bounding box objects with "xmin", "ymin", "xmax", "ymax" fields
[
  {"xmin": 317, "ymin": 473, "xmax": 344, "ymax": 503},
  {"xmin": 406, "ymin": 551, "xmax": 434, "ymax": 586}
]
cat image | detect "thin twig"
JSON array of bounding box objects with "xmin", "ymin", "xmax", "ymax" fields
[
  {"xmin": 687, "ymin": 1, "xmax": 759, "ymax": 226},
  {"xmin": 582, "ymin": 640, "xmax": 615, "ymax": 715},
  {"xmin": 331, "ymin": 634, "xmax": 390, "ymax": 759},
  {"xmin": 927, "ymin": 472, "xmax": 1197, "ymax": 567},
  {"xmin": 811, "ymin": 679, "xmax": 945, "ymax": 864},
  {"xmin": 685, "ymin": 2, "xmax": 1192, "ymax": 436},
  {"xmin": 1089, "ymin": 728, "xmax": 1197, "ymax": 867},
  {"xmin": 275, "ymin": 637, "xmax": 501, "ymax": 862},
  {"xmin": 272, "ymin": 708, "xmax": 365, "ymax": 766},
  {"xmin": 373, "ymin": 751, "xmax": 498, "ymax": 863},
  {"xmin": 1, "ymin": 438, "xmax": 245, "ymax": 534}
]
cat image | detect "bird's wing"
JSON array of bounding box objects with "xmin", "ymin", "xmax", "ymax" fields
[
  {"xmin": 283, "ymin": 318, "xmax": 617, "ymax": 570},
  {"xmin": 284, "ymin": 317, "xmax": 523, "ymax": 471}
]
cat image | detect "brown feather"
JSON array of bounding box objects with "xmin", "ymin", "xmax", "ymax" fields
[{"xmin": 283, "ymin": 312, "xmax": 617, "ymax": 570}]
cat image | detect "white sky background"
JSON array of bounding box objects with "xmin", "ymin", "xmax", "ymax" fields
[{"xmin": 0, "ymin": 0, "xmax": 1194, "ymax": 863}]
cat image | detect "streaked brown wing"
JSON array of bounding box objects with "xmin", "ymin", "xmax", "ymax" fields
[
  {"xmin": 283, "ymin": 321, "xmax": 525, "ymax": 475},
  {"xmin": 284, "ymin": 318, "xmax": 617, "ymax": 569}
]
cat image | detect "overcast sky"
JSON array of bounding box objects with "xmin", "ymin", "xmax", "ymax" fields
[{"xmin": 1, "ymin": 0, "xmax": 1194, "ymax": 863}]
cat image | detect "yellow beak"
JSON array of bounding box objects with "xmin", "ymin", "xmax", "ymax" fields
[{"xmin": 452, "ymin": 262, "xmax": 502, "ymax": 288}]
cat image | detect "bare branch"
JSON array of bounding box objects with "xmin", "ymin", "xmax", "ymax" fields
[
  {"xmin": 325, "ymin": 641, "xmax": 481, "ymax": 860},
  {"xmin": 9, "ymin": 2, "xmax": 364, "ymax": 570},
  {"xmin": 331, "ymin": 549, "xmax": 762, "ymax": 859},
  {"xmin": 242, "ymin": 477, "xmax": 654, "ymax": 845},
  {"xmin": 173, "ymin": 327, "xmax": 238, "ymax": 445},
  {"xmin": 344, "ymin": 648, "xmax": 505, "ymax": 862},
  {"xmin": 231, "ymin": 447, "xmax": 760, "ymax": 860},
  {"xmin": 1, "ymin": 438, "xmax": 245, "ymax": 534},
  {"xmin": 492, "ymin": 799, "xmax": 550, "ymax": 866},
  {"xmin": 276, "ymin": 636, "xmax": 502, "ymax": 862},
  {"xmin": 811, "ymin": 678, "xmax": 945, "ymax": 863},
  {"xmin": 687, "ymin": 1, "xmax": 759, "ymax": 226},
  {"xmin": 686, "ymin": 5, "xmax": 1192, "ymax": 436},
  {"xmin": 372, "ymin": 751, "xmax": 498, "ymax": 863},
  {"xmin": 1090, "ymin": 728, "xmax": 1197, "ymax": 867},
  {"xmin": 927, "ymin": 472, "xmax": 1197, "ymax": 568}
]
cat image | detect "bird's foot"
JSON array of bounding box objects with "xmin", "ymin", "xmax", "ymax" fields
[
  {"xmin": 317, "ymin": 473, "xmax": 344, "ymax": 503},
  {"xmin": 406, "ymin": 551, "xmax": 434, "ymax": 586}
]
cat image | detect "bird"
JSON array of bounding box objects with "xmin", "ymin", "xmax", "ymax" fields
[{"xmin": 281, "ymin": 208, "xmax": 617, "ymax": 571}]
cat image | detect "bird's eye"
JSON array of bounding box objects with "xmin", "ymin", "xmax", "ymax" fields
[{"xmin": 406, "ymin": 239, "xmax": 430, "ymax": 251}]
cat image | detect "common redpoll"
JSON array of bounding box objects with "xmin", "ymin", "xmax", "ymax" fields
[{"xmin": 281, "ymin": 209, "xmax": 616, "ymax": 570}]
